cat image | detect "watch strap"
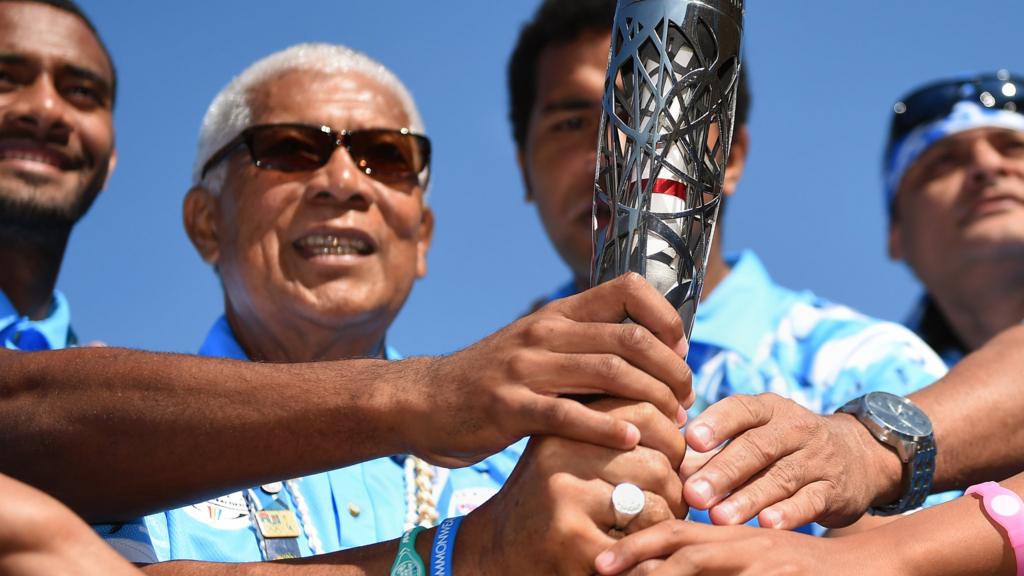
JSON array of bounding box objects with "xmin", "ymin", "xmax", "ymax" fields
[{"xmin": 871, "ymin": 432, "xmax": 935, "ymax": 516}]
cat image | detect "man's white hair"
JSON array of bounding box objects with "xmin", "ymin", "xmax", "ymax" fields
[{"xmin": 192, "ymin": 42, "xmax": 427, "ymax": 192}]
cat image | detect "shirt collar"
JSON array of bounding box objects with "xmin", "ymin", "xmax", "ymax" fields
[
  {"xmin": 0, "ymin": 289, "xmax": 74, "ymax": 350},
  {"xmin": 692, "ymin": 250, "xmax": 778, "ymax": 361},
  {"xmin": 198, "ymin": 315, "xmax": 401, "ymax": 360}
]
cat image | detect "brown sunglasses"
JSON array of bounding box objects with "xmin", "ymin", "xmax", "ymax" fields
[{"xmin": 200, "ymin": 123, "xmax": 431, "ymax": 187}]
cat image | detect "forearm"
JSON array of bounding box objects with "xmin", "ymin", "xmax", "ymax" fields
[
  {"xmin": 0, "ymin": 347, "xmax": 423, "ymax": 522},
  {"xmin": 910, "ymin": 324, "xmax": 1024, "ymax": 491},
  {"xmin": 855, "ymin": 471, "xmax": 1024, "ymax": 576}
]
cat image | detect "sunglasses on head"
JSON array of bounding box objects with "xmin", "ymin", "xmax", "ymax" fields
[
  {"xmin": 200, "ymin": 123, "xmax": 431, "ymax": 187},
  {"xmin": 888, "ymin": 70, "xmax": 1024, "ymax": 146}
]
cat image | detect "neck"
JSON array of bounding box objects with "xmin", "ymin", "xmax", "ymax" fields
[
  {"xmin": 224, "ymin": 301, "xmax": 390, "ymax": 363},
  {"xmin": 0, "ymin": 226, "xmax": 70, "ymax": 319},
  {"xmin": 927, "ymin": 259, "xmax": 1024, "ymax": 351}
]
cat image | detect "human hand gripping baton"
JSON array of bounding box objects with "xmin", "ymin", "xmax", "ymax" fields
[{"xmin": 591, "ymin": 0, "xmax": 744, "ymax": 348}]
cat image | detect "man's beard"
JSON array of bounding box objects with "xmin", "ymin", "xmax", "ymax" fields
[{"xmin": 0, "ymin": 176, "xmax": 102, "ymax": 241}]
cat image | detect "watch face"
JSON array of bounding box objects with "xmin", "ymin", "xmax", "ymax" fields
[{"xmin": 865, "ymin": 392, "xmax": 933, "ymax": 437}]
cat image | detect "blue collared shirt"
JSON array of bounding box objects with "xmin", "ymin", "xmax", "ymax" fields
[
  {"xmin": 546, "ymin": 250, "xmax": 950, "ymax": 530},
  {"xmin": 0, "ymin": 289, "xmax": 75, "ymax": 350},
  {"xmin": 97, "ymin": 316, "xmax": 525, "ymax": 562}
]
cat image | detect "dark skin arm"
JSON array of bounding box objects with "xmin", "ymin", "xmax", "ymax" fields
[
  {"xmin": 912, "ymin": 323, "xmax": 1024, "ymax": 492},
  {"xmin": 1, "ymin": 273, "xmax": 693, "ymax": 523},
  {"xmin": 1, "ymin": 347, "xmax": 416, "ymax": 523}
]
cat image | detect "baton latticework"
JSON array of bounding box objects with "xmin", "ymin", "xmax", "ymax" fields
[{"xmin": 592, "ymin": 0, "xmax": 743, "ymax": 342}]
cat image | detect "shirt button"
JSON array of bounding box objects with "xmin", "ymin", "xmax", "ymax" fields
[{"xmin": 348, "ymin": 502, "xmax": 361, "ymax": 517}]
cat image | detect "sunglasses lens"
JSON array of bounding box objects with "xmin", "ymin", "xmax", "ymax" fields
[
  {"xmin": 249, "ymin": 125, "xmax": 335, "ymax": 172},
  {"xmin": 350, "ymin": 131, "xmax": 429, "ymax": 182}
]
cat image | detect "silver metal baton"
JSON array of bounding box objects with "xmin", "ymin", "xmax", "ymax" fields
[{"xmin": 591, "ymin": 0, "xmax": 744, "ymax": 348}]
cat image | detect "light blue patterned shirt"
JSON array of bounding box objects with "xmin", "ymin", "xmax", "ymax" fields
[
  {"xmin": 684, "ymin": 251, "xmax": 947, "ymax": 416},
  {"xmin": 96, "ymin": 316, "xmax": 525, "ymax": 563}
]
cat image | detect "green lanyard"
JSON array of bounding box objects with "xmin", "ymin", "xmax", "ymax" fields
[{"xmin": 390, "ymin": 526, "xmax": 426, "ymax": 576}]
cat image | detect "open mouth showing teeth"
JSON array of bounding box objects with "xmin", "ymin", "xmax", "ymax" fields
[
  {"xmin": 294, "ymin": 234, "xmax": 375, "ymax": 256},
  {"xmin": 0, "ymin": 148, "xmax": 72, "ymax": 169}
]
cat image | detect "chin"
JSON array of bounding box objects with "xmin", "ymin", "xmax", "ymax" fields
[
  {"xmin": 300, "ymin": 289, "xmax": 391, "ymax": 322},
  {"xmin": 956, "ymin": 233, "xmax": 1024, "ymax": 261}
]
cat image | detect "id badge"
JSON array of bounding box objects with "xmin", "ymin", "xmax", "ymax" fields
[
  {"xmin": 255, "ymin": 509, "xmax": 301, "ymax": 538},
  {"xmin": 255, "ymin": 509, "xmax": 303, "ymax": 560}
]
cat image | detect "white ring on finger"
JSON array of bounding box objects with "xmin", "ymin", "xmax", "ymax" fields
[{"xmin": 612, "ymin": 482, "xmax": 645, "ymax": 528}]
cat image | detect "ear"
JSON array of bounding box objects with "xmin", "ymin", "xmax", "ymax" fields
[
  {"xmin": 516, "ymin": 148, "xmax": 534, "ymax": 202},
  {"xmin": 415, "ymin": 205, "xmax": 435, "ymax": 279},
  {"xmin": 106, "ymin": 148, "xmax": 118, "ymax": 186},
  {"xmin": 183, "ymin": 186, "xmax": 222, "ymax": 265},
  {"xmin": 887, "ymin": 218, "xmax": 904, "ymax": 261},
  {"xmin": 724, "ymin": 126, "xmax": 750, "ymax": 197}
]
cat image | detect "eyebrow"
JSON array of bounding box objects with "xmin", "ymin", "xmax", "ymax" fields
[
  {"xmin": 61, "ymin": 63, "xmax": 112, "ymax": 94},
  {"xmin": 0, "ymin": 53, "xmax": 29, "ymax": 65},
  {"xmin": 541, "ymin": 98, "xmax": 601, "ymax": 114},
  {"xmin": 0, "ymin": 53, "xmax": 111, "ymax": 92}
]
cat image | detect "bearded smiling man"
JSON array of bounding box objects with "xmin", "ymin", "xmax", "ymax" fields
[{"xmin": 0, "ymin": 0, "xmax": 115, "ymax": 349}]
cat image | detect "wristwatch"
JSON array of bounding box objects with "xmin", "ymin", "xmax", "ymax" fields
[{"xmin": 836, "ymin": 391, "xmax": 936, "ymax": 516}]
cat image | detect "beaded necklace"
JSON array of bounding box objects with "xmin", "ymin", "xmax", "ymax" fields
[
  {"xmin": 403, "ymin": 455, "xmax": 439, "ymax": 531},
  {"xmin": 284, "ymin": 479, "xmax": 323, "ymax": 555}
]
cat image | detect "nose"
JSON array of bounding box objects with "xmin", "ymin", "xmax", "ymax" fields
[
  {"xmin": 965, "ymin": 136, "xmax": 1010, "ymax": 187},
  {"xmin": 1, "ymin": 75, "xmax": 72, "ymax": 144},
  {"xmin": 302, "ymin": 144, "xmax": 379, "ymax": 209}
]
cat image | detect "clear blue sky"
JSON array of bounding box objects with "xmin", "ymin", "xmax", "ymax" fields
[{"xmin": 65, "ymin": 0, "xmax": 1024, "ymax": 355}]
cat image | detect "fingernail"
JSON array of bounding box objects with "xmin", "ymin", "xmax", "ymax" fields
[
  {"xmin": 690, "ymin": 479, "xmax": 712, "ymax": 505},
  {"xmin": 624, "ymin": 423, "xmax": 641, "ymax": 446},
  {"xmin": 691, "ymin": 424, "xmax": 713, "ymax": 447},
  {"xmin": 676, "ymin": 406, "xmax": 688, "ymax": 426},
  {"xmin": 595, "ymin": 550, "xmax": 617, "ymax": 572},
  {"xmin": 761, "ymin": 508, "xmax": 782, "ymax": 528},
  {"xmin": 716, "ymin": 501, "xmax": 738, "ymax": 523}
]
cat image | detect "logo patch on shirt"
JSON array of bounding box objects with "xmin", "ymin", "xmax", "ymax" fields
[
  {"xmin": 447, "ymin": 487, "xmax": 498, "ymax": 517},
  {"xmin": 182, "ymin": 491, "xmax": 250, "ymax": 530}
]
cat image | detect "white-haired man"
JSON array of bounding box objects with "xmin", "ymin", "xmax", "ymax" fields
[{"xmin": 95, "ymin": 43, "xmax": 688, "ymax": 574}]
